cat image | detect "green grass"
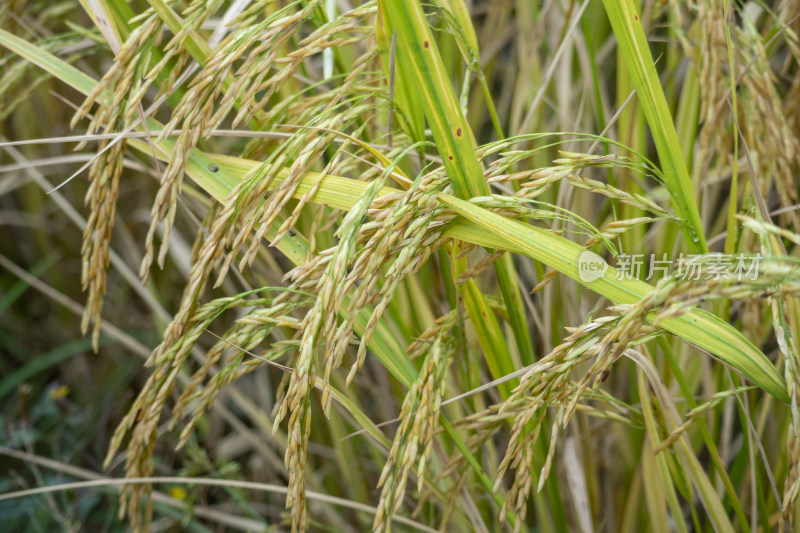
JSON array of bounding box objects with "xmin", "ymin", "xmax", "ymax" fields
[{"xmin": 2, "ymin": 0, "xmax": 800, "ymax": 531}]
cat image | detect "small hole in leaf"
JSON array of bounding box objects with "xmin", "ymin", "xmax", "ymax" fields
[
  {"xmin": 423, "ymin": 41, "xmax": 430, "ymax": 49},
  {"xmin": 456, "ymin": 128, "xmax": 462, "ymax": 137}
]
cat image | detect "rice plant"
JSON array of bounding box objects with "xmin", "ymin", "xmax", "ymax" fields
[{"xmin": 2, "ymin": 0, "xmax": 800, "ymax": 531}]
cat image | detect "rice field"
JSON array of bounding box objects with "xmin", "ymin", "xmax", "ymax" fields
[{"xmin": 2, "ymin": 0, "xmax": 800, "ymax": 531}]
